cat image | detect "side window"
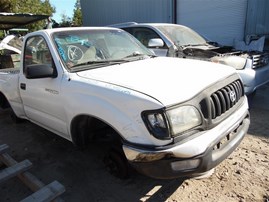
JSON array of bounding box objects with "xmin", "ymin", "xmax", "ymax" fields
[
  {"xmin": 126, "ymin": 28, "xmax": 161, "ymax": 48},
  {"xmin": 24, "ymin": 36, "xmax": 53, "ymax": 69}
]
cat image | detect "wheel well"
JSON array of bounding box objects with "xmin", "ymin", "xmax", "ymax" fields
[
  {"xmin": 70, "ymin": 115, "xmax": 122, "ymax": 149},
  {"xmin": 0, "ymin": 92, "xmax": 10, "ymax": 109}
]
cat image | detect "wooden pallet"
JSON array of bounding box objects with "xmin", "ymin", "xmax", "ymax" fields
[{"xmin": 0, "ymin": 144, "xmax": 65, "ymax": 202}]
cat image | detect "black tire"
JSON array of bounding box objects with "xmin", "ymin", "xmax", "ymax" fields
[{"xmin": 103, "ymin": 150, "xmax": 129, "ymax": 179}]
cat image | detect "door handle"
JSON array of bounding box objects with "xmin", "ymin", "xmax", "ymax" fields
[{"xmin": 20, "ymin": 83, "xmax": 26, "ymax": 90}]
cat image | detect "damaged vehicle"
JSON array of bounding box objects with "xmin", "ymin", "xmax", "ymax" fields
[
  {"xmin": 112, "ymin": 22, "xmax": 269, "ymax": 96},
  {"xmin": 0, "ymin": 27, "xmax": 250, "ymax": 179}
]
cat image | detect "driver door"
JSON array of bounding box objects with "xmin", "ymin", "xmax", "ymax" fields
[{"xmin": 19, "ymin": 35, "xmax": 68, "ymax": 137}]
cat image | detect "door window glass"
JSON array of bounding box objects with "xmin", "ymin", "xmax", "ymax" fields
[
  {"xmin": 124, "ymin": 28, "xmax": 162, "ymax": 48},
  {"xmin": 24, "ymin": 36, "xmax": 52, "ymax": 67}
]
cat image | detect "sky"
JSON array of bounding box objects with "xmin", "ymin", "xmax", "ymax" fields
[{"xmin": 49, "ymin": 0, "xmax": 77, "ymax": 22}]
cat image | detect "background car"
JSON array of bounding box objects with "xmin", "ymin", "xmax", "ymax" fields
[{"xmin": 111, "ymin": 22, "xmax": 269, "ymax": 98}]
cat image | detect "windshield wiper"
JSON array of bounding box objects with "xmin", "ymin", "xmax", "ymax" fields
[
  {"xmin": 71, "ymin": 60, "xmax": 107, "ymax": 68},
  {"xmin": 69, "ymin": 59, "xmax": 131, "ymax": 72},
  {"xmin": 124, "ymin": 51, "xmax": 143, "ymax": 58},
  {"xmin": 123, "ymin": 52, "xmax": 156, "ymax": 60},
  {"xmin": 69, "ymin": 52, "xmax": 155, "ymax": 72}
]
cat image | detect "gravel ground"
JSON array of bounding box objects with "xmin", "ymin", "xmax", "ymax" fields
[{"xmin": 0, "ymin": 85, "xmax": 268, "ymax": 202}]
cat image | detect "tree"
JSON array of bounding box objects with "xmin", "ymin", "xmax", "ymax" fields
[
  {"xmin": 0, "ymin": 0, "xmax": 12, "ymax": 12},
  {"xmin": 72, "ymin": 0, "xmax": 82, "ymax": 26},
  {"xmin": 58, "ymin": 0, "xmax": 82, "ymax": 27},
  {"xmin": 72, "ymin": 8, "xmax": 82, "ymax": 26},
  {"xmin": 59, "ymin": 13, "xmax": 72, "ymax": 27}
]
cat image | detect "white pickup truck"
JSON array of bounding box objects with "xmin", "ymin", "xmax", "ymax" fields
[{"xmin": 0, "ymin": 27, "xmax": 250, "ymax": 179}]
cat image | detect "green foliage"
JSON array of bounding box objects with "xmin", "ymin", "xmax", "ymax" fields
[
  {"xmin": 0, "ymin": 0, "xmax": 12, "ymax": 12},
  {"xmin": 58, "ymin": 13, "xmax": 72, "ymax": 27},
  {"xmin": 58, "ymin": 0, "xmax": 82, "ymax": 27},
  {"xmin": 1, "ymin": 0, "xmax": 82, "ymax": 31},
  {"xmin": 72, "ymin": 7, "xmax": 82, "ymax": 26}
]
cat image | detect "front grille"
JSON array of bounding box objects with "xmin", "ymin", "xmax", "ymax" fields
[
  {"xmin": 201, "ymin": 80, "xmax": 244, "ymax": 120},
  {"xmin": 252, "ymin": 53, "xmax": 269, "ymax": 69}
]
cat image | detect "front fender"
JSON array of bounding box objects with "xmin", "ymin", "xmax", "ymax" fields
[{"xmin": 62, "ymin": 79, "xmax": 172, "ymax": 146}]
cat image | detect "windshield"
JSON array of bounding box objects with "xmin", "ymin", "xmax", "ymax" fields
[
  {"xmin": 156, "ymin": 25, "xmax": 206, "ymax": 46},
  {"xmin": 53, "ymin": 29, "xmax": 153, "ymax": 70}
]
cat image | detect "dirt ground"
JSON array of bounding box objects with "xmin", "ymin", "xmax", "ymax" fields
[{"xmin": 0, "ymin": 85, "xmax": 269, "ymax": 202}]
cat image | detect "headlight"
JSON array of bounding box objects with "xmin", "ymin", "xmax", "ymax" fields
[
  {"xmin": 167, "ymin": 106, "xmax": 202, "ymax": 135},
  {"xmin": 142, "ymin": 110, "xmax": 170, "ymax": 140},
  {"xmin": 142, "ymin": 106, "xmax": 202, "ymax": 140},
  {"xmin": 211, "ymin": 56, "xmax": 247, "ymax": 70}
]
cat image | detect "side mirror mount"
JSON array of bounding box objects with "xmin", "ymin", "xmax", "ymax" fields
[
  {"xmin": 148, "ymin": 38, "xmax": 164, "ymax": 48},
  {"xmin": 25, "ymin": 64, "xmax": 57, "ymax": 79}
]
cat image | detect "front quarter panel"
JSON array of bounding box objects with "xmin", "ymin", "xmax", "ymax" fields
[{"xmin": 63, "ymin": 74, "xmax": 172, "ymax": 146}]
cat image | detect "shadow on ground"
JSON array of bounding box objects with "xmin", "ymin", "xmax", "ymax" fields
[
  {"xmin": 0, "ymin": 109, "xmax": 185, "ymax": 201},
  {"xmin": 248, "ymin": 84, "xmax": 269, "ymax": 138}
]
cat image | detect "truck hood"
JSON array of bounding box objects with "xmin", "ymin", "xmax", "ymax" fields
[{"xmin": 76, "ymin": 57, "xmax": 236, "ymax": 106}]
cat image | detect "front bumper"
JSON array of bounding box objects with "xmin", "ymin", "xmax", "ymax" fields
[
  {"xmin": 239, "ymin": 63, "xmax": 269, "ymax": 95},
  {"xmin": 123, "ymin": 99, "xmax": 250, "ymax": 179}
]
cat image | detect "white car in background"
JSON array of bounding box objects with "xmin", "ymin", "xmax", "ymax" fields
[{"xmin": 111, "ymin": 22, "xmax": 269, "ymax": 98}]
